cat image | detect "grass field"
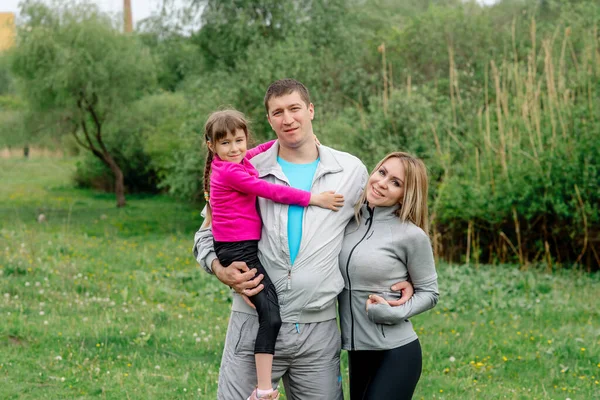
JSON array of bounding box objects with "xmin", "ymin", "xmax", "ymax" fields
[{"xmin": 1, "ymin": 157, "xmax": 598, "ymax": 399}]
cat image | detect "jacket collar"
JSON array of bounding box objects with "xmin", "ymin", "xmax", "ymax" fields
[
  {"xmin": 254, "ymin": 141, "xmax": 343, "ymax": 182},
  {"xmin": 361, "ymin": 202, "xmax": 401, "ymax": 222}
]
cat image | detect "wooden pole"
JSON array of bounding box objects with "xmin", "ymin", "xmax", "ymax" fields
[{"xmin": 124, "ymin": 0, "xmax": 133, "ymax": 33}]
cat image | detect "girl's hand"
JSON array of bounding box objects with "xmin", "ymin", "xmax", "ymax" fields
[
  {"xmin": 310, "ymin": 191, "xmax": 344, "ymax": 211},
  {"xmin": 366, "ymin": 294, "xmax": 387, "ymax": 313}
]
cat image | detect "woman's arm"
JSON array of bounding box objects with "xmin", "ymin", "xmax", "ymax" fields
[{"xmin": 366, "ymin": 231, "xmax": 439, "ymax": 325}]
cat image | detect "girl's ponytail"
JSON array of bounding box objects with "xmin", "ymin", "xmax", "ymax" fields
[{"xmin": 202, "ymin": 145, "xmax": 214, "ymax": 228}]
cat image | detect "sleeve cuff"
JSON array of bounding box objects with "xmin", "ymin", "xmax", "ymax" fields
[
  {"xmin": 367, "ymin": 303, "xmax": 407, "ymax": 325},
  {"xmin": 203, "ymin": 252, "xmax": 218, "ymax": 274}
]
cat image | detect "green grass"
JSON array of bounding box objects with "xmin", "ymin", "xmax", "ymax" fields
[{"xmin": 1, "ymin": 157, "xmax": 598, "ymax": 399}]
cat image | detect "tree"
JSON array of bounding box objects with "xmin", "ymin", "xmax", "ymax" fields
[{"xmin": 10, "ymin": 1, "xmax": 156, "ymax": 207}]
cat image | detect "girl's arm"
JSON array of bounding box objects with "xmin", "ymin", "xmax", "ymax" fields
[
  {"xmin": 366, "ymin": 231, "xmax": 439, "ymax": 325},
  {"xmin": 222, "ymin": 163, "xmax": 343, "ymax": 210},
  {"xmin": 245, "ymin": 140, "xmax": 276, "ymax": 160}
]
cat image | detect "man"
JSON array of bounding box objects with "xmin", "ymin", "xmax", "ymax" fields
[{"xmin": 194, "ymin": 79, "xmax": 407, "ymax": 399}]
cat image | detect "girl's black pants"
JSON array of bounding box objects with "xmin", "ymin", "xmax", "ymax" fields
[
  {"xmin": 214, "ymin": 239, "xmax": 281, "ymax": 355},
  {"xmin": 349, "ymin": 339, "xmax": 422, "ymax": 400}
]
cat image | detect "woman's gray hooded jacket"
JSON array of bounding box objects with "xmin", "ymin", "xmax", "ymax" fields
[{"xmin": 338, "ymin": 204, "xmax": 439, "ymax": 351}]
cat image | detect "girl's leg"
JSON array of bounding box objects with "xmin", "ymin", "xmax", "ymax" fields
[
  {"xmin": 246, "ymin": 265, "xmax": 281, "ymax": 390},
  {"xmin": 363, "ymin": 339, "xmax": 422, "ymax": 400},
  {"xmin": 214, "ymin": 240, "xmax": 282, "ymax": 392}
]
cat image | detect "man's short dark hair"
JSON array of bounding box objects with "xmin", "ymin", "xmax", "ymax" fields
[{"xmin": 264, "ymin": 79, "xmax": 311, "ymax": 114}]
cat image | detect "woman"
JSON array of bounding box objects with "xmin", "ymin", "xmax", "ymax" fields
[{"xmin": 339, "ymin": 152, "xmax": 439, "ymax": 399}]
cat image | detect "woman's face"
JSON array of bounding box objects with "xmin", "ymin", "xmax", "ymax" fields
[{"xmin": 366, "ymin": 157, "xmax": 405, "ymax": 208}]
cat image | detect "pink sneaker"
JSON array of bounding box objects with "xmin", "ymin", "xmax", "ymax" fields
[{"xmin": 247, "ymin": 388, "xmax": 280, "ymax": 400}]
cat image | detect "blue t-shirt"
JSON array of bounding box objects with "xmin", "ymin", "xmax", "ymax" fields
[{"xmin": 277, "ymin": 156, "xmax": 319, "ymax": 265}]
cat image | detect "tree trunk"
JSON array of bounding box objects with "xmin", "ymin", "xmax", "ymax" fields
[
  {"xmin": 75, "ymin": 97, "xmax": 127, "ymax": 207},
  {"xmin": 103, "ymin": 152, "xmax": 127, "ymax": 208}
]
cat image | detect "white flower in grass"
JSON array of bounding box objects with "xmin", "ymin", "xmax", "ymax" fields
[
  {"xmin": 44, "ymin": 321, "xmax": 48, "ymax": 325},
  {"xmin": 449, "ymin": 356, "xmax": 456, "ymax": 362},
  {"xmin": 195, "ymin": 337, "xmax": 201, "ymax": 343},
  {"xmin": 55, "ymin": 356, "xmax": 62, "ymax": 361},
  {"xmin": 60, "ymin": 377, "xmax": 65, "ymax": 382},
  {"xmin": 39, "ymin": 311, "xmax": 45, "ymax": 316},
  {"xmin": 155, "ymin": 365, "xmax": 160, "ymax": 370},
  {"xmin": 25, "ymin": 282, "xmax": 31, "ymax": 287}
]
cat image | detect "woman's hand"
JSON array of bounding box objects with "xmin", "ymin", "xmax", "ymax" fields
[
  {"xmin": 366, "ymin": 294, "xmax": 388, "ymax": 313},
  {"xmin": 388, "ymin": 280, "xmax": 414, "ymax": 306}
]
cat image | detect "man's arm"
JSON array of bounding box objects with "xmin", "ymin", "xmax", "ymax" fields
[
  {"xmin": 192, "ymin": 222, "xmax": 218, "ymax": 274},
  {"xmin": 192, "ymin": 210, "xmax": 265, "ymax": 298}
]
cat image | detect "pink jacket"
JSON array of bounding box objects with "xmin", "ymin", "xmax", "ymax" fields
[{"xmin": 209, "ymin": 140, "xmax": 311, "ymax": 242}]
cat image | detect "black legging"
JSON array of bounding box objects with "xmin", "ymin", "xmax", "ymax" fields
[
  {"xmin": 214, "ymin": 239, "xmax": 282, "ymax": 355},
  {"xmin": 348, "ymin": 339, "xmax": 422, "ymax": 400}
]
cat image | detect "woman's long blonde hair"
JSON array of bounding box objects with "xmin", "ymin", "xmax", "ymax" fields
[{"xmin": 354, "ymin": 152, "xmax": 430, "ymax": 235}]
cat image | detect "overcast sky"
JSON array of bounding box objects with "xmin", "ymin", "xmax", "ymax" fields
[
  {"xmin": 1, "ymin": 0, "xmax": 162, "ymax": 28},
  {"xmin": 2, "ymin": 0, "xmax": 500, "ymax": 29}
]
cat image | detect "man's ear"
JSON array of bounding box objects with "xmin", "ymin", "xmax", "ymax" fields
[{"xmin": 309, "ymin": 103, "xmax": 315, "ymax": 120}]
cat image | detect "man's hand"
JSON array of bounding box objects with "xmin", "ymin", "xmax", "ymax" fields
[
  {"xmin": 212, "ymin": 258, "xmax": 264, "ymax": 308},
  {"xmin": 387, "ymin": 280, "xmax": 414, "ymax": 306}
]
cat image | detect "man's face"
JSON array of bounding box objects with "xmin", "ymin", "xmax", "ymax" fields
[{"xmin": 266, "ymin": 91, "xmax": 314, "ymax": 148}]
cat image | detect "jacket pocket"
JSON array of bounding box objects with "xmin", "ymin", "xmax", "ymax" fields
[
  {"xmin": 376, "ymin": 323, "xmax": 386, "ymax": 338},
  {"xmin": 233, "ymin": 314, "xmax": 256, "ymax": 355}
]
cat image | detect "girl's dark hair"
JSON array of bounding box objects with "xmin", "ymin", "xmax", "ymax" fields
[{"xmin": 202, "ymin": 110, "xmax": 250, "ymax": 224}]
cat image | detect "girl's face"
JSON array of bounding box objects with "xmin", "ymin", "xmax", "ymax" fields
[
  {"xmin": 208, "ymin": 129, "xmax": 248, "ymax": 164},
  {"xmin": 366, "ymin": 157, "xmax": 405, "ymax": 208}
]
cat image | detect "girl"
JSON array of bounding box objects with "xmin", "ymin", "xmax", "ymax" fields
[
  {"xmin": 338, "ymin": 152, "xmax": 439, "ymax": 399},
  {"xmin": 203, "ymin": 110, "xmax": 343, "ymax": 400}
]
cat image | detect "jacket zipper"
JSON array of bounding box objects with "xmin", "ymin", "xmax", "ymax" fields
[
  {"xmin": 345, "ymin": 207, "xmax": 374, "ymax": 350},
  {"xmin": 285, "ymin": 166, "xmax": 336, "ymax": 291}
]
